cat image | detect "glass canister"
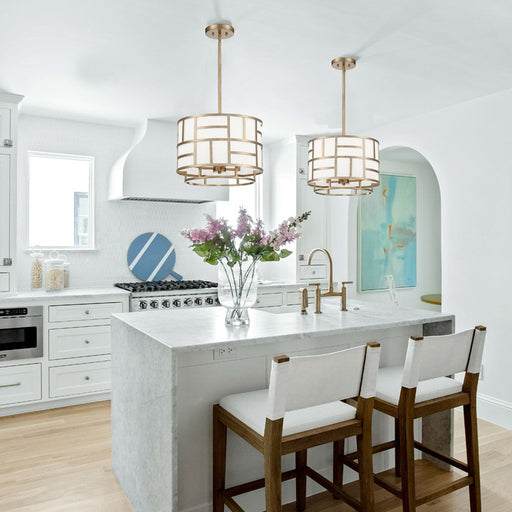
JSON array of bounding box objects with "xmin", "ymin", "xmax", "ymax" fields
[
  {"xmin": 45, "ymin": 252, "xmax": 65, "ymax": 292},
  {"xmin": 57, "ymin": 254, "xmax": 70, "ymax": 288},
  {"xmin": 30, "ymin": 248, "xmax": 44, "ymax": 289}
]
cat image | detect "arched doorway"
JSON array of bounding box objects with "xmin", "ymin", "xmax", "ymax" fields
[{"xmin": 347, "ymin": 146, "xmax": 442, "ymax": 310}]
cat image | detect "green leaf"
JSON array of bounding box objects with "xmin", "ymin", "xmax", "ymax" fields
[{"xmin": 279, "ymin": 249, "xmax": 292, "ymax": 259}]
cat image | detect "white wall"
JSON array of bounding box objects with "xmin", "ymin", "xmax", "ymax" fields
[
  {"xmin": 16, "ymin": 115, "xmax": 217, "ymax": 290},
  {"xmin": 330, "ymin": 89, "xmax": 512, "ymax": 426},
  {"xmin": 347, "ymin": 149, "xmax": 442, "ymax": 311}
]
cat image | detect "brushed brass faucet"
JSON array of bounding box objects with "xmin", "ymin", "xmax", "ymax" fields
[{"xmin": 307, "ymin": 248, "xmax": 353, "ymax": 311}]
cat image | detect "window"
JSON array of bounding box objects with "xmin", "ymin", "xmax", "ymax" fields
[{"xmin": 28, "ymin": 152, "xmax": 94, "ymax": 249}]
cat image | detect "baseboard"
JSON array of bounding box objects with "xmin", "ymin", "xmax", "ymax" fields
[
  {"xmin": 478, "ymin": 393, "xmax": 512, "ymax": 430},
  {"xmin": 0, "ymin": 392, "xmax": 111, "ymax": 417}
]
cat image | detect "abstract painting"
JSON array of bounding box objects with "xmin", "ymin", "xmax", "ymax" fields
[{"xmin": 359, "ymin": 174, "xmax": 416, "ymax": 291}]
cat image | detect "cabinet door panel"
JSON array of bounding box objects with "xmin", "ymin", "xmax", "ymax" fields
[
  {"xmin": 0, "ymin": 154, "xmax": 10, "ymax": 263},
  {"xmin": 0, "ymin": 108, "xmax": 11, "ymax": 145}
]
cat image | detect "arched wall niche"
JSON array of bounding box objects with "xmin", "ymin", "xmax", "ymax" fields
[{"xmin": 345, "ymin": 146, "xmax": 442, "ymax": 310}]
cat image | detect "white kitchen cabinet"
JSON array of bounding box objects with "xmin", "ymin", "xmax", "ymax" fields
[
  {"xmin": 0, "ymin": 154, "xmax": 10, "ymax": 266},
  {"xmin": 0, "ymin": 93, "xmax": 23, "ymax": 293},
  {"xmin": 264, "ymin": 136, "xmax": 327, "ymax": 282},
  {"xmin": 48, "ymin": 302, "xmax": 123, "ymax": 323},
  {"xmin": 0, "ymin": 364, "xmax": 41, "ymax": 406},
  {"xmin": 0, "ymin": 108, "xmax": 11, "ymax": 148},
  {"xmin": 49, "ymin": 325, "xmax": 112, "ymax": 360},
  {"xmin": 49, "ymin": 361, "xmax": 111, "ymax": 398}
]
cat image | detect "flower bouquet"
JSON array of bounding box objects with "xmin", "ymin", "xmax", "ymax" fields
[{"xmin": 182, "ymin": 208, "xmax": 310, "ymax": 325}]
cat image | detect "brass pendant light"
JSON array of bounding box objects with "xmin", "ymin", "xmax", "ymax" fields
[
  {"xmin": 176, "ymin": 24, "xmax": 263, "ymax": 186},
  {"xmin": 308, "ymin": 57, "xmax": 380, "ymax": 196}
]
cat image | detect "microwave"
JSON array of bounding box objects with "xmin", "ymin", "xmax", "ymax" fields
[{"xmin": 0, "ymin": 306, "xmax": 43, "ymax": 361}]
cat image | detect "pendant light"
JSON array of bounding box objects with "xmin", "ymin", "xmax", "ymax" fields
[
  {"xmin": 308, "ymin": 57, "xmax": 379, "ymax": 196},
  {"xmin": 176, "ymin": 24, "xmax": 263, "ymax": 186}
]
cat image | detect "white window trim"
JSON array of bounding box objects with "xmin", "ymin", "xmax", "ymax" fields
[{"xmin": 27, "ymin": 151, "xmax": 95, "ymax": 250}]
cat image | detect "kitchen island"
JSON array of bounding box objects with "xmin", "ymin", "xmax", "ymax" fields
[{"xmin": 111, "ymin": 302, "xmax": 454, "ymax": 512}]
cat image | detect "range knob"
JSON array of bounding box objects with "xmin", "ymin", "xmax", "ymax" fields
[
  {"xmin": 161, "ymin": 299, "xmax": 171, "ymax": 309},
  {"xmin": 205, "ymin": 297, "xmax": 214, "ymax": 305},
  {"xmin": 184, "ymin": 298, "xmax": 193, "ymax": 306},
  {"xmin": 215, "ymin": 297, "xmax": 220, "ymax": 305},
  {"xmin": 150, "ymin": 300, "xmax": 159, "ymax": 309},
  {"xmin": 173, "ymin": 299, "xmax": 182, "ymax": 308},
  {"xmin": 194, "ymin": 297, "xmax": 203, "ymax": 306},
  {"xmin": 139, "ymin": 300, "xmax": 148, "ymax": 310}
]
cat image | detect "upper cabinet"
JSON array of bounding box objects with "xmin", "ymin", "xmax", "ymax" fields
[
  {"xmin": 0, "ymin": 108, "xmax": 12, "ymax": 148},
  {"xmin": 0, "ymin": 93, "xmax": 24, "ymax": 293},
  {"xmin": 263, "ymin": 135, "xmax": 328, "ymax": 283},
  {"xmin": 0, "ymin": 154, "xmax": 10, "ymax": 263}
]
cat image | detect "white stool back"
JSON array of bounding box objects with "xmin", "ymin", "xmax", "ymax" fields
[
  {"xmin": 401, "ymin": 327, "xmax": 487, "ymax": 389},
  {"xmin": 267, "ymin": 343, "xmax": 381, "ymax": 421}
]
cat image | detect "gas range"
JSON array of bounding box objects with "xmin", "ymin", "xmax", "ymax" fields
[{"xmin": 114, "ymin": 280, "xmax": 219, "ymax": 312}]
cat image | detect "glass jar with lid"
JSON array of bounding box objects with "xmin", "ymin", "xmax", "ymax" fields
[
  {"xmin": 30, "ymin": 248, "xmax": 44, "ymax": 289},
  {"xmin": 44, "ymin": 251, "xmax": 65, "ymax": 292}
]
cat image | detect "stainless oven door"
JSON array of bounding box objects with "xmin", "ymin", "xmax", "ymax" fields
[{"xmin": 0, "ymin": 315, "xmax": 43, "ymax": 361}]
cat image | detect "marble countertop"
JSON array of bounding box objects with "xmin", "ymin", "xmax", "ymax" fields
[
  {"xmin": 0, "ymin": 287, "xmax": 130, "ymax": 306},
  {"xmin": 112, "ymin": 300, "xmax": 454, "ymax": 352}
]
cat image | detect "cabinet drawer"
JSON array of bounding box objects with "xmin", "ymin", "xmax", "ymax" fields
[
  {"xmin": 0, "ymin": 364, "xmax": 41, "ymax": 406},
  {"xmin": 48, "ymin": 302, "xmax": 122, "ymax": 323},
  {"xmin": 254, "ymin": 292, "xmax": 283, "ymax": 308},
  {"xmin": 49, "ymin": 361, "xmax": 111, "ymax": 398},
  {"xmin": 299, "ymin": 264, "xmax": 327, "ymax": 280},
  {"xmin": 49, "ymin": 325, "xmax": 111, "ymax": 360}
]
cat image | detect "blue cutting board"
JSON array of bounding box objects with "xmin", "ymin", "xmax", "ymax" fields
[{"xmin": 127, "ymin": 232, "xmax": 183, "ymax": 282}]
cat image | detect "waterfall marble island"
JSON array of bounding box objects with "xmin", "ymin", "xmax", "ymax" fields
[{"xmin": 111, "ymin": 301, "xmax": 454, "ymax": 512}]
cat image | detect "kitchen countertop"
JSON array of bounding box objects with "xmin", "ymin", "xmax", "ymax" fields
[
  {"xmin": 0, "ymin": 287, "xmax": 129, "ymax": 306},
  {"xmin": 112, "ymin": 300, "xmax": 454, "ymax": 352}
]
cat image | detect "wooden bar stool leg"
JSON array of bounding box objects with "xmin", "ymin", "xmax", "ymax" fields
[
  {"xmin": 464, "ymin": 398, "xmax": 482, "ymax": 512},
  {"xmin": 213, "ymin": 406, "xmax": 227, "ymax": 512},
  {"xmin": 264, "ymin": 418, "xmax": 284, "ymax": 512},
  {"xmin": 398, "ymin": 390, "xmax": 416, "ymax": 512},
  {"xmin": 295, "ymin": 450, "xmax": 307, "ymax": 511},
  {"xmin": 395, "ymin": 418, "xmax": 401, "ymax": 477},
  {"xmin": 357, "ymin": 397, "xmax": 375, "ymax": 512},
  {"xmin": 333, "ymin": 440, "xmax": 344, "ymax": 499}
]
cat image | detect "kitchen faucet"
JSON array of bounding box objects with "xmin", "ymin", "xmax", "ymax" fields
[{"xmin": 307, "ymin": 248, "xmax": 353, "ymax": 312}]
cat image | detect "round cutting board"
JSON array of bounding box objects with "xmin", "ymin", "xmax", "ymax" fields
[{"xmin": 127, "ymin": 232, "xmax": 183, "ymax": 282}]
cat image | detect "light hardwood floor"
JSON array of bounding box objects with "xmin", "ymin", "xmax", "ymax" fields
[{"xmin": 0, "ymin": 401, "xmax": 511, "ymax": 511}]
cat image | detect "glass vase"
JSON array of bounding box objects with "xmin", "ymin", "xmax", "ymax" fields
[{"xmin": 218, "ymin": 259, "xmax": 258, "ymax": 326}]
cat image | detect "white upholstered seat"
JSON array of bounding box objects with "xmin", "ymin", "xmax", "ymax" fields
[
  {"xmin": 376, "ymin": 366, "xmax": 462, "ymax": 405},
  {"xmin": 220, "ymin": 389, "xmax": 356, "ymax": 436}
]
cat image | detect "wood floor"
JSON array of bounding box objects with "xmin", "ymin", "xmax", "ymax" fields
[{"xmin": 0, "ymin": 401, "xmax": 511, "ymax": 511}]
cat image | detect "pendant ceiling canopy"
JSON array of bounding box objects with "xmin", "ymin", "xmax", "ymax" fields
[
  {"xmin": 176, "ymin": 24, "xmax": 263, "ymax": 187},
  {"xmin": 308, "ymin": 57, "xmax": 380, "ymax": 196}
]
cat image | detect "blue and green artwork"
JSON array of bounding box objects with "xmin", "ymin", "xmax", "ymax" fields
[{"xmin": 359, "ymin": 174, "xmax": 416, "ymax": 291}]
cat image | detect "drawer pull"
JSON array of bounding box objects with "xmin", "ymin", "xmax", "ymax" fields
[
  {"xmin": 85, "ymin": 376, "xmax": 90, "ymax": 381},
  {"xmin": 85, "ymin": 310, "xmax": 90, "ymax": 315},
  {"xmin": 0, "ymin": 382, "xmax": 21, "ymax": 389},
  {"xmin": 84, "ymin": 340, "xmax": 90, "ymax": 344}
]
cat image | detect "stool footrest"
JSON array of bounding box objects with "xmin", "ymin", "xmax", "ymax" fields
[
  {"xmin": 305, "ymin": 466, "xmax": 361, "ymax": 512},
  {"xmin": 413, "ymin": 441, "xmax": 468, "ymax": 472},
  {"xmin": 224, "ymin": 469, "xmax": 297, "ymax": 497},
  {"xmin": 416, "ymin": 476, "xmax": 473, "ymax": 506}
]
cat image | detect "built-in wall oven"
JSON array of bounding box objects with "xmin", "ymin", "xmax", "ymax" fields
[{"xmin": 0, "ymin": 306, "xmax": 43, "ymax": 361}]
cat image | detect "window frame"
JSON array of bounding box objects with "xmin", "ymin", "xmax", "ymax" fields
[{"xmin": 27, "ymin": 151, "xmax": 95, "ymax": 251}]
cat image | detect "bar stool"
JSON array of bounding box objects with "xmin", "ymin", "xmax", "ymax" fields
[
  {"xmin": 213, "ymin": 343, "xmax": 381, "ymax": 512},
  {"xmin": 369, "ymin": 326, "xmax": 486, "ymax": 511}
]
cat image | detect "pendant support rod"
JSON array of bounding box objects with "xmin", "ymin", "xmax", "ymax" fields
[
  {"xmin": 331, "ymin": 57, "xmax": 356, "ymax": 136},
  {"xmin": 205, "ymin": 24, "xmax": 235, "ymax": 114},
  {"xmin": 342, "ymin": 68, "xmax": 346, "ymax": 136},
  {"xmin": 218, "ymin": 34, "xmax": 222, "ymax": 113}
]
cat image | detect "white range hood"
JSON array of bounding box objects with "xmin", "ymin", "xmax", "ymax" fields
[{"xmin": 109, "ymin": 119, "xmax": 228, "ymax": 203}]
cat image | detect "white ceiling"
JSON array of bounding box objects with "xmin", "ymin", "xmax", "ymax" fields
[{"xmin": 2, "ymin": 0, "xmax": 512, "ymax": 140}]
